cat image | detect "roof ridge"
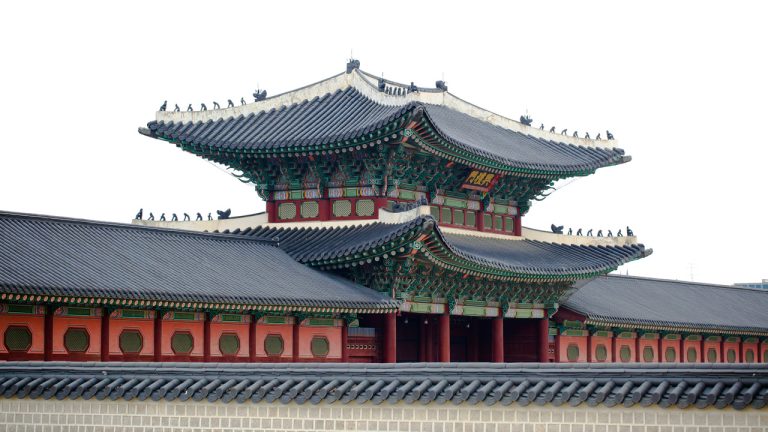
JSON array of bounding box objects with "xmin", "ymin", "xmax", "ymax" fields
[
  {"xmin": 0, "ymin": 210, "xmax": 278, "ymax": 246},
  {"xmin": 601, "ymin": 274, "xmax": 767, "ymax": 294}
]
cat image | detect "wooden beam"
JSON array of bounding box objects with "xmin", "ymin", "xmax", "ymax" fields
[
  {"xmin": 493, "ymin": 316, "xmax": 504, "ymax": 363},
  {"xmin": 439, "ymin": 310, "xmax": 450, "ymax": 362}
]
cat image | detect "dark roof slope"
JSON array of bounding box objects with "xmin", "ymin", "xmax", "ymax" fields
[
  {"xmin": 0, "ymin": 211, "xmax": 398, "ymax": 311},
  {"xmin": 145, "ymin": 86, "xmax": 625, "ymax": 174},
  {"xmin": 227, "ymin": 216, "xmax": 648, "ymax": 280},
  {"xmin": 564, "ymin": 275, "xmax": 768, "ymax": 334},
  {"xmin": 1, "ymin": 362, "xmax": 765, "ymax": 410}
]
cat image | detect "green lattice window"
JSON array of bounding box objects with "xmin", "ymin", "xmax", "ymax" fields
[
  {"xmin": 642, "ymin": 346, "xmax": 654, "ymax": 362},
  {"xmin": 119, "ymin": 330, "xmax": 143, "ymax": 354},
  {"xmin": 619, "ymin": 345, "xmax": 632, "ymax": 362},
  {"xmin": 483, "ymin": 214, "xmax": 492, "ymax": 230},
  {"xmin": 566, "ymin": 344, "xmax": 579, "ymax": 362},
  {"xmin": 332, "ymin": 200, "xmax": 351, "ymax": 217},
  {"xmin": 300, "ymin": 201, "xmax": 319, "ymax": 218},
  {"xmin": 63, "ymin": 328, "xmax": 89, "ymax": 353},
  {"xmin": 707, "ymin": 348, "xmax": 717, "ymax": 363},
  {"xmin": 504, "ymin": 217, "xmax": 514, "ymax": 233},
  {"xmin": 277, "ymin": 203, "xmax": 297, "ymax": 220},
  {"xmin": 171, "ymin": 332, "xmax": 194, "ymax": 355},
  {"xmin": 4, "ymin": 326, "xmax": 32, "ymax": 352},
  {"xmin": 465, "ymin": 211, "xmax": 476, "ymax": 227},
  {"xmin": 429, "ymin": 206, "xmax": 440, "ymax": 219},
  {"xmin": 355, "ymin": 199, "xmax": 375, "ymax": 217},
  {"xmin": 264, "ymin": 334, "xmax": 284, "ymax": 356},
  {"xmin": 686, "ymin": 347, "xmax": 698, "ymax": 362},
  {"xmin": 745, "ymin": 349, "xmax": 755, "ymax": 363},
  {"xmin": 594, "ymin": 344, "xmax": 607, "ymax": 362},
  {"xmin": 726, "ymin": 349, "xmax": 736, "ymax": 363},
  {"xmin": 764, "ymin": 350, "xmax": 768, "ymax": 363},
  {"xmin": 665, "ymin": 347, "xmax": 676, "ymax": 362},
  {"xmin": 494, "ymin": 215, "xmax": 503, "ymax": 231},
  {"xmin": 310, "ymin": 336, "xmax": 330, "ymax": 357},
  {"xmin": 219, "ymin": 333, "xmax": 240, "ymax": 356},
  {"xmin": 453, "ymin": 209, "xmax": 464, "ymax": 226},
  {"xmin": 441, "ymin": 207, "xmax": 452, "ymax": 224}
]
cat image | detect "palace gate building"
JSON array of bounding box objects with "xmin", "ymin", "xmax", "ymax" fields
[{"xmin": 0, "ymin": 61, "xmax": 766, "ymax": 429}]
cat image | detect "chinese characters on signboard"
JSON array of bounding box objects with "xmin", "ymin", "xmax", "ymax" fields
[{"xmin": 461, "ymin": 170, "xmax": 497, "ymax": 192}]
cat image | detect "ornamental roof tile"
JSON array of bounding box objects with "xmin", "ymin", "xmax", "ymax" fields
[
  {"xmin": 0, "ymin": 211, "xmax": 398, "ymax": 311},
  {"xmin": 1, "ymin": 362, "xmax": 764, "ymax": 410},
  {"xmin": 227, "ymin": 216, "xmax": 647, "ymax": 280},
  {"xmin": 564, "ymin": 275, "xmax": 768, "ymax": 334},
  {"xmin": 143, "ymin": 70, "xmax": 627, "ymax": 175}
]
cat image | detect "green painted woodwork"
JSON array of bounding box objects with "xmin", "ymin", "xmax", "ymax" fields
[
  {"xmin": 264, "ymin": 334, "xmax": 284, "ymax": 356},
  {"xmin": 399, "ymin": 190, "xmax": 416, "ymax": 200},
  {"xmin": 441, "ymin": 208, "xmax": 451, "ymax": 224},
  {"xmin": 494, "ymin": 215, "xmax": 503, "ymax": 230},
  {"xmin": 7, "ymin": 305, "xmax": 34, "ymax": 314},
  {"xmin": 443, "ymin": 198, "xmax": 466, "ymax": 209},
  {"xmin": 642, "ymin": 346, "xmax": 654, "ymax": 362},
  {"xmin": 66, "ymin": 307, "xmax": 92, "ymax": 317},
  {"xmin": 744, "ymin": 337, "xmax": 759, "ymax": 344},
  {"xmin": 724, "ymin": 336, "xmax": 741, "ymax": 343},
  {"xmin": 662, "ymin": 334, "xmax": 681, "ymax": 340},
  {"xmin": 429, "ymin": 206, "xmax": 440, "ymax": 219},
  {"xmin": 764, "ymin": 350, "xmax": 768, "ymax": 363},
  {"xmin": 515, "ymin": 310, "xmax": 532, "ymax": 318},
  {"xmin": 172, "ymin": 312, "xmax": 196, "ymax": 321},
  {"xmin": 300, "ymin": 201, "xmax": 319, "ymax": 218},
  {"xmin": 64, "ymin": 328, "xmax": 89, "ymax": 353},
  {"xmin": 171, "ymin": 332, "xmax": 194, "ymax": 354},
  {"xmin": 705, "ymin": 335, "xmax": 722, "ymax": 342},
  {"xmin": 745, "ymin": 349, "xmax": 755, "ymax": 363},
  {"xmin": 707, "ymin": 348, "xmax": 718, "ymax": 363},
  {"xmin": 504, "ymin": 217, "xmax": 514, "ymax": 233},
  {"xmin": 121, "ymin": 309, "xmax": 148, "ymax": 319},
  {"xmin": 684, "ymin": 334, "xmax": 702, "ymax": 341},
  {"xmin": 560, "ymin": 329, "xmax": 588, "ymax": 336},
  {"xmin": 464, "ymin": 300, "xmax": 486, "ymax": 307},
  {"xmin": 463, "ymin": 306, "xmax": 486, "ymax": 316},
  {"xmin": 591, "ymin": 330, "xmax": 612, "ymax": 338},
  {"xmin": 332, "ymin": 200, "xmax": 352, "ymax": 217},
  {"xmin": 665, "ymin": 347, "xmax": 676, "ymax": 362},
  {"xmin": 410, "ymin": 303, "xmax": 433, "ymax": 314},
  {"xmin": 412, "ymin": 296, "xmax": 433, "ymax": 303},
  {"xmin": 566, "ymin": 345, "xmax": 580, "ymax": 362},
  {"xmin": 483, "ymin": 214, "xmax": 492, "ymax": 229},
  {"xmin": 310, "ymin": 336, "xmax": 330, "ymax": 357},
  {"xmin": 4, "ymin": 326, "xmax": 32, "ymax": 352},
  {"xmin": 466, "ymin": 212, "xmax": 476, "ymax": 227},
  {"xmin": 356, "ymin": 199, "xmax": 375, "ymax": 217},
  {"xmin": 221, "ymin": 314, "xmax": 244, "ymax": 323},
  {"xmin": 278, "ymin": 202, "xmax": 297, "ymax": 219},
  {"xmin": 219, "ymin": 334, "xmax": 240, "ymax": 356},
  {"xmin": 562, "ymin": 320, "xmax": 583, "ymax": 329},
  {"xmin": 263, "ymin": 316, "xmax": 288, "ymax": 325},
  {"xmin": 726, "ymin": 349, "xmax": 737, "ymax": 363},
  {"xmin": 454, "ymin": 209, "xmax": 464, "ymax": 225},
  {"xmin": 119, "ymin": 330, "xmax": 143, "ymax": 354},
  {"xmin": 616, "ymin": 332, "xmax": 636, "ymax": 339},
  {"xmin": 306, "ymin": 318, "xmax": 336, "ymax": 327},
  {"xmin": 687, "ymin": 347, "xmax": 698, "ymax": 363},
  {"xmin": 619, "ymin": 346, "xmax": 632, "ymax": 362},
  {"xmin": 640, "ymin": 332, "xmax": 660, "ymax": 340},
  {"xmin": 595, "ymin": 344, "xmax": 607, "ymax": 361}
]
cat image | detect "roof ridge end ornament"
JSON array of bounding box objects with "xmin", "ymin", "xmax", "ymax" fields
[{"xmin": 346, "ymin": 58, "xmax": 360, "ymax": 74}]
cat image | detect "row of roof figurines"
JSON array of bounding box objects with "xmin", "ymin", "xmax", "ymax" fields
[
  {"xmin": 551, "ymin": 224, "xmax": 635, "ymax": 237},
  {"xmin": 154, "ymin": 59, "xmax": 615, "ymax": 141},
  {"xmin": 134, "ymin": 208, "xmax": 232, "ymax": 221}
]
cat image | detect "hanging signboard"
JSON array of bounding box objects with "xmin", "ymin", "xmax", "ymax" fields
[{"xmin": 461, "ymin": 170, "xmax": 498, "ymax": 192}]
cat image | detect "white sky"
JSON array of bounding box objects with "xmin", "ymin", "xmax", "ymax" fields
[{"xmin": 1, "ymin": 1, "xmax": 766, "ymax": 285}]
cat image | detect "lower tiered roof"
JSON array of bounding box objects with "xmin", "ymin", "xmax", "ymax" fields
[
  {"xmin": 564, "ymin": 275, "xmax": 768, "ymax": 335},
  {"xmin": 0, "ymin": 211, "xmax": 399, "ymax": 313}
]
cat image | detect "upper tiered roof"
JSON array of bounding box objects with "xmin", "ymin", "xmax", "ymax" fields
[{"xmin": 141, "ymin": 64, "xmax": 628, "ymax": 177}]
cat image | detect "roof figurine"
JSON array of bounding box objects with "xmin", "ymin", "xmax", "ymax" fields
[
  {"xmin": 435, "ymin": 80, "xmax": 448, "ymax": 91},
  {"xmin": 253, "ymin": 89, "xmax": 267, "ymax": 101},
  {"xmin": 346, "ymin": 58, "xmax": 360, "ymax": 73}
]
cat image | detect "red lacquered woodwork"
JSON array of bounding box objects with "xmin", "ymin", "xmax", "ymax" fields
[
  {"xmin": 556, "ymin": 335, "xmax": 587, "ymax": 363},
  {"xmin": 703, "ymin": 338, "xmax": 722, "ymax": 363},
  {"xmin": 588, "ymin": 335, "xmax": 613, "ymax": 363},
  {"xmin": 253, "ymin": 320, "xmax": 294, "ymax": 362},
  {"xmin": 660, "ymin": 336, "xmax": 682, "ymax": 363},
  {"xmin": 637, "ymin": 335, "xmax": 659, "ymax": 363},
  {"xmin": 614, "ymin": 334, "xmax": 637, "ymax": 363},
  {"xmin": 158, "ymin": 311, "xmax": 204, "ymax": 361},
  {"xmin": 209, "ymin": 314, "xmax": 251, "ymax": 362},
  {"xmin": 107, "ymin": 309, "xmax": 155, "ymax": 361},
  {"xmin": 0, "ymin": 305, "xmax": 45, "ymax": 361},
  {"xmin": 742, "ymin": 339, "xmax": 759, "ymax": 363},
  {"xmin": 296, "ymin": 324, "xmax": 342, "ymax": 362},
  {"xmin": 683, "ymin": 338, "xmax": 702, "ymax": 363},
  {"xmin": 722, "ymin": 339, "xmax": 741, "ymax": 363},
  {"xmin": 50, "ymin": 307, "xmax": 102, "ymax": 361}
]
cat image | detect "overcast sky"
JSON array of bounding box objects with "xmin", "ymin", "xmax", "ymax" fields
[{"xmin": 1, "ymin": 1, "xmax": 766, "ymax": 285}]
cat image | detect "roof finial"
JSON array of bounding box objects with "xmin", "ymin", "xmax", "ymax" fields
[
  {"xmin": 253, "ymin": 89, "xmax": 267, "ymax": 101},
  {"xmin": 346, "ymin": 56, "xmax": 360, "ymax": 73}
]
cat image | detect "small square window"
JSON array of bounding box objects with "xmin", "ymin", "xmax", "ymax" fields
[
  {"xmin": 453, "ymin": 210, "xmax": 464, "ymax": 225},
  {"xmin": 504, "ymin": 217, "xmax": 514, "ymax": 232},
  {"xmin": 494, "ymin": 215, "xmax": 503, "ymax": 231},
  {"xmin": 465, "ymin": 212, "xmax": 476, "ymax": 227},
  {"xmin": 441, "ymin": 208, "xmax": 452, "ymax": 224},
  {"xmin": 483, "ymin": 214, "xmax": 492, "ymax": 230}
]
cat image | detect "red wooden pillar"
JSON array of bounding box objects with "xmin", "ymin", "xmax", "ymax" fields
[
  {"xmin": 153, "ymin": 310, "xmax": 163, "ymax": 362},
  {"xmin": 249, "ymin": 315, "xmax": 257, "ymax": 362},
  {"xmin": 538, "ymin": 317, "xmax": 549, "ymax": 362},
  {"xmin": 292, "ymin": 317, "xmax": 301, "ymax": 362},
  {"xmin": 318, "ymin": 197, "xmax": 330, "ymax": 221},
  {"xmin": 492, "ymin": 316, "xmax": 504, "ymax": 363},
  {"xmin": 513, "ymin": 214, "xmax": 522, "ymax": 236},
  {"xmin": 439, "ymin": 310, "xmax": 450, "ymax": 362},
  {"xmin": 203, "ymin": 313, "xmax": 211, "ymax": 362},
  {"xmin": 425, "ymin": 318, "xmax": 434, "ymax": 361},
  {"xmin": 341, "ymin": 321, "xmax": 349, "ymax": 362},
  {"xmin": 101, "ymin": 308, "xmax": 110, "ymax": 362},
  {"xmin": 266, "ymin": 201, "xmax": 276, "ymax": 223},
  {"xmin": 44, "ymin": 305, "xmax": 53, "ymax": 361},
  {"xmin": 384, "ymin": 313, "xmax": 397, "ymax": 363}
]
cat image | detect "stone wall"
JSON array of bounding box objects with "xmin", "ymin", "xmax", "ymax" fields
[{"xmin": 1, "ymin": 398, "xmax": 766, "ymax": 432}]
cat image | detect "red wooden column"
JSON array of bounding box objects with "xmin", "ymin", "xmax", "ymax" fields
[
  {"xmin": 538, "ymin": 317, "xmax": 549, "ymax": 362},
  {"xmin": 44, "ymin": 305, "xmax": 54, "ymax": 362},
  {"xmin": 292, "ymin": 316, "xmax": 301, "ymax": 362},
  {"xmin": 101, "ymin": 307, "xmax": 110, "ymax": 362},
  {"xmin": 513, "ymin": 215, "xmax": 522, "ymax": 236},
  {"xmin": 492, "ymin": 316, "xmax": 504, "ymax": 363},
  {"xmin": 153, "ymin": 310, "xmax": 163, "ymax": 362},
  {"xmin": 249, "ymin": 314, "xmax": 257, "ymax": 362},
  {"xmin": 341, "ymin": 321, "xmax": 349, "ymax": 362},
  {"xmin": 203, "ymin": 313, "xmax": 211, "ymax": 362},
  {"xmin": 384, "ymin": 313, "xmax": 397, "ymax": 363},
  {"xmin": 439, "ymin": 310, "xmax": 451, "ymax": 362}
]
